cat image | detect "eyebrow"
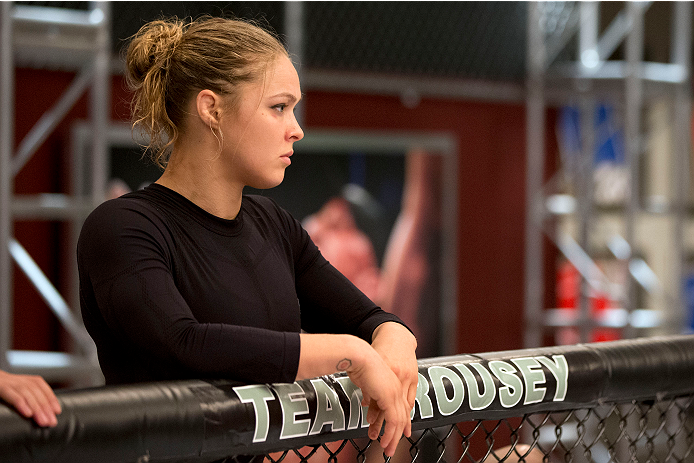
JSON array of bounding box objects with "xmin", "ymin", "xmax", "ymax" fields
[{"xmin": 269, "ymin": 92, "xmax": 301, "ymax": 103}]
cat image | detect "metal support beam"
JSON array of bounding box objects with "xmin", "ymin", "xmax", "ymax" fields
[
  {"xmin": 89, "ymin": 1, "xmax": 109, "ymax": 207},
  {"xmin": 622, "ymin": 2, "xmax": 646, "ymax": 339},
  {"xmin": 671, "ymin": 1, "xmax": 692, "ymax": 331},
  {"xmin": 524, "ymin": 2, "xmax": 546, "ymax": 348},
  {"xmin": 0, "ymin": 1, "xmax": 110, "ymax": 382},
  {"xmin": 284, "ymin": 1, "xmax": 305, "ymax": 128},
  {"xmin": 12, "ymin": 68, "xmax": 93, "ymax": 176},
  {"xmin": 577, "ymin": 95, "xmax": 596, "ymax": 342},
  {"xmin": 8, "ymin": 239, "xmax": 95, "ymax": 354},
  {"xmin": 579, "ymin": 2, "xmax": 599, "ymax": 69},
  {"xmin": 575, "ymin": 2, "xmax": 599, "ymax": 342},
  {"xmin": 0, "ymin": 2, "xmax": 15, "ymax": 371},
  {"xmin": 596, "ymin": 2, "xmax": 652, "ymax": 62}
]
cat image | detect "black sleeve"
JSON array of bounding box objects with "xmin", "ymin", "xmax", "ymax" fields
[
  {"xmin": 78, "ymin": 200, "xmax": 300, "ymax": 384},
  {"xmin": 297, "ymin": 255, "xmax": 405, "ymax": 340},
  {"xmin": 265, "ymin": 198, "xmax": 408, "ymax": 340}
]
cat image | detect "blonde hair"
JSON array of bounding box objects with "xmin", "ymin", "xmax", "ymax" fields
[{"xmin": 125, "ymin": 16, "xmax": 288, "ymax": 168}]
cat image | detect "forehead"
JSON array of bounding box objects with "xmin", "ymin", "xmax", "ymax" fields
[
  {"xmin": 263, "ymin": 55, "xmax": 301, "ymax": 97},
  {"xmin": 232, "ymin": 55, "xmax": 300, "ymax": 113}
]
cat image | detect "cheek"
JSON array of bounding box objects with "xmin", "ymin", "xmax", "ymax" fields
[{"xmin": 245, "ymin": 118, "xmax": 277, "ymax": 145}]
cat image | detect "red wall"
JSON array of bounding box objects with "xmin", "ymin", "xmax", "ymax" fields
[{"xmin": 12, "ymin": 70, "xmax": 556, "ymax": 357}]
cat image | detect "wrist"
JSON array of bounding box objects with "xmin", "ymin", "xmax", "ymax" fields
[
  {"xmin": 341, "ymin": 335, "xmax": 373, "ymax": 373},
  {"xmin": 297, "ymin": 333, "xmax": 373, "ymax": 379},
  {"xmin": 372, "ymin": 322, "xmax": 417, "ymax": 348}
]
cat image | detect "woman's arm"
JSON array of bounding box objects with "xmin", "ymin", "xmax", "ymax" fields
[{"xmin": 297, "ymin": 333, "xmax": 411, "ymax": 457}]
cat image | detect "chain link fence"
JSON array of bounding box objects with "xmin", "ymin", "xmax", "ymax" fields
[
  {"xmin": 248, "ymin": 395, "xmax": 694, "ymax": 463},
  {"xmin": 16, "ymin": 1, "xmax": 528, "ymax": 81},
  {"xmin": 304, "ymin": 2, "xmax": 526, "ymax": 81}
]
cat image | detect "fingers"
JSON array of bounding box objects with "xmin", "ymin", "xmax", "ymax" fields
[
  {"xmin": 379, "ymin": 415, "xmax": 397, "ymax": 456},
  {"xmin": 361, "ymin": 390, "xmax": 371, "ymax": 407},
  {"xmin": 402, "ymin": 406, "xmax": 412, "ymax": 438},
  {"xmin": 36, "ymin": 377, "xmax": 62, "ymax": 415},
  {"xmin": 402, "ymin": 379, "xmax": 416, "ymax": 438},
  {"xmin": 0, "ymin": 373, "xmax": 60, "ymax": 427},
  {"xmin": 347, "ymin": 339, "xmax": 417, "ymax": 457},
  {"xmin": 378, "ymin": 399, "xmax": 410, "ymax": 457},
  {"xmin": 370, "ymin": 376, "xmax": 416, "ymax": 455},
  {"xmin": 364, "ymin": 387, "xmax": 412, "ymax": 457},
  {"xmin": 367, "ymin": 402, "xmax": 384, "ymax": 440},
  {"xmin": 0, "ymin": 387, "xmax": 32, "ymax": 418},
  {"xmin": 398, "ymin": 373, "xmax": 417, "ymax": 439},
  {"xmin": 26, "ymin": 376, "xmax": 60, "ymax": 427},
  {"xmin": 357, "ymin": 389, "xmax": 408, "ymax": 456},
  {"xmin": 407, "ymin": 380, "xmax": 418, "ymax": 408}
]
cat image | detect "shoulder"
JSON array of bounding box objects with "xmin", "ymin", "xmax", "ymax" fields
[
  {"xmin": 83, "ymin": 193, "xmax": 162, "ymax": 230},
  {"xmin": 79, "ymin": 193, "xmax": 170, "ymax": 253}
]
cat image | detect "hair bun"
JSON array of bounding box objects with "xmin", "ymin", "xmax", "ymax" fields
[{"xmin": 126, "ymin": 19, "xmax": 185, "ymax": 85}]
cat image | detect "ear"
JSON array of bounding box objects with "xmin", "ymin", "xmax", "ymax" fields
[{"xmin": 195, "ymin": 89, "xmax": 222, "ymax": 128}]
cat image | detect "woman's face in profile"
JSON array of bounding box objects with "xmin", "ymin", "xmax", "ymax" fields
[{"xmin": 219, "ymin": 55, "xmax": 305, "ymax": 190}]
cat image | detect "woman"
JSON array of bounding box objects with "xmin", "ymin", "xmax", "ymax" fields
[{"xmin": 77, "ymin": 16, "xmax": 418, "ymax": 458}]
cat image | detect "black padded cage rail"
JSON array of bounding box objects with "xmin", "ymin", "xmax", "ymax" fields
[{"xmin": 1, "ymin": 335, "xmax": 694, "ymax": 462}]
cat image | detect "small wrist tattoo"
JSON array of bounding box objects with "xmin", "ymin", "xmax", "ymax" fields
[{"xmin": 336, "ymin": 358, "xmax": 352, "ymax": 371}]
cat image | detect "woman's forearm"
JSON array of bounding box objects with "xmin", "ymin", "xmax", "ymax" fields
[{"xmin": 296, "ymin": 333, "xmax": 371, "ymax": 380}]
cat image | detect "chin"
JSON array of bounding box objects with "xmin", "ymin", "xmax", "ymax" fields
[{"xmin": 250, "ymin": 174, "xmax": 285, "ymax": 190}]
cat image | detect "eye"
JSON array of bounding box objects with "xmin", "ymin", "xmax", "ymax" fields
[{"xmin": 272, "ymin": 103, "xmax": 287, "ymax": 113}]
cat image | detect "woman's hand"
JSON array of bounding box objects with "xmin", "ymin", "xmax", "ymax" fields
[
  {"xmin": 297, "ymin": 333, "xmax": 413, "ymax": 456},
  {"xmin": 370, "ymin": 322, "xmax": 419, "ymax": 414},
  {"xmin": 343, "ymin": 345, "xmax": 412, "ymax": 457},
  {"xmin": 0, "ymin": 370, "xmax": 61, "ymax": 427}
]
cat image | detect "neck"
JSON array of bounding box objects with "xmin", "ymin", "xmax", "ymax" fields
[{"xmin": 156, "ymin": 150, "xmax": 243, "ymax": 220}]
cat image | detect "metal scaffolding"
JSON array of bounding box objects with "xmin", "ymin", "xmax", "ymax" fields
[
  {"xmin": 0, "ymin": 2, "xmax": 111, "ymax": 383},
  {"xmin": 525, "ymin": 2, "xmax": 693, "ymax": 347}
]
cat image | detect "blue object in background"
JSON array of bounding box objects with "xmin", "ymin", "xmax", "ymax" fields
[
  {"xmin": 683, "ymin": 275, "xmax": 694, "ymax": 333},
  {"xmin": 594, "ymin": 104, "xmax": 625, "ymax": 165},
  {"xmin": 348, "ymin": 151, "xmax": 367, "ymax": 187},
  {"xmin": 557, "ymin": 103, "xmax": 625, "ymax": 166},
  {"xmin": 558, "ymin": 105, "xmax": 581, "ymax": 155}
]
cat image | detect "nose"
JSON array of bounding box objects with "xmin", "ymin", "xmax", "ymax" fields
[{"xmin": 289, "ymin": 113, "xmax": 304, "ymax": 141}]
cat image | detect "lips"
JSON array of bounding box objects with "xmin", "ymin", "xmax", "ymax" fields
[{"xmin": 280, "ymin": 151, "xmax": 292, "ymax": 165}]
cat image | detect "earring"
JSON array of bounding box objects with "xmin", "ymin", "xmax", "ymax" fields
[{"xmin": 209, "ymin": 122, "xmax": 222, "ymax": 154}]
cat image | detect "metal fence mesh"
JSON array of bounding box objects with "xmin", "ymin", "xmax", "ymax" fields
[
  {"xmin": 304, "ymin": 2, "xmax": 526, "ymax": 81},
  {"xmin": 17, "ymin": 1, "xmax": 528, "ymax": 81},
  {"xmin": 245, "ymin": 395, "xmax": 694, "ymax": 463}
]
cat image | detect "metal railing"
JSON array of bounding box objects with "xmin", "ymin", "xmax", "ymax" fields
[{"xmin": 1, "ymin": 335, "xmax": 693, "ymax": 462}]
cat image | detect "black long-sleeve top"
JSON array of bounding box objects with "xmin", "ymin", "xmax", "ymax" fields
[{"xmin": 77, "ymin": 183, "xmax": 403, "ymax": 385}]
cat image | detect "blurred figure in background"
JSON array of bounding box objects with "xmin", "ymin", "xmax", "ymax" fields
[
  {"xmin": 305, "ymin": 149, "xmax": 443, "ymax": 357},
  {"xmin": 106, "ymin": 178, "xmax": 132, "ymax": 200},
  {"xmin": 303, "ymin": 197, "xmax": 381, "ymax": 301},
  {"xmin": 377, "ymin": 149, "xmax": 442, "ymax": 353}
]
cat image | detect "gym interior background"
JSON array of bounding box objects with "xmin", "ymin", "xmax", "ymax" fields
[{"xmin": 1, "ymin": 1, "xmax": 692, "ymax": 387}]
